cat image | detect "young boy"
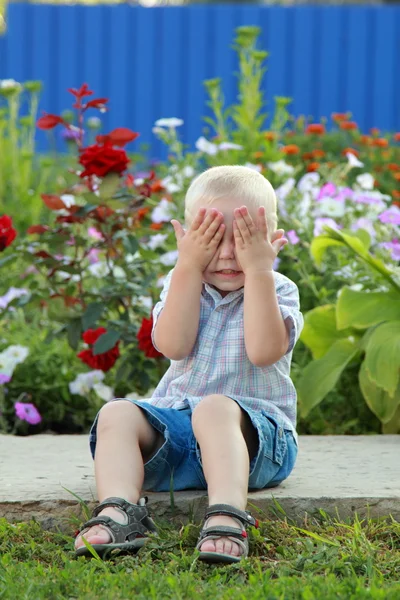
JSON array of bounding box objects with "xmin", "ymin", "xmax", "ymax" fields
[{"xmin": 75, "ymin": 165, "xmax": 303, "ymax": 563}]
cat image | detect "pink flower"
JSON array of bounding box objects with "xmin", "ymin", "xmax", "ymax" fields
[
  {"xmin": 88, "ymin": 227, "xmax": 104, "ymax": 240},
  {"xmin": 14, "ymin": 402, "xmax": 42, "ymax": 425},
  {"xmin": 317, "ymin": 182, "xmax": 336, "ymax": 200},
  {"xmin": 0, "ymin": 374, "xmax": 11, "ymax": 385},
  {"xmin": 87, "ymin": 248, "xmax": 100, "ymax": 264},
  {"xmin": 287, "ymin": 230, "xmax": 300, "ymax": 245},
  {"xmin": 378, "ymin": 206, "xmax": 400, "ymax": 225}
]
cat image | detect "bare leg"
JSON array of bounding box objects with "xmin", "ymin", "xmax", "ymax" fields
[
  {"xmin": 191, "ymin": 394, "xmax": 257, "ymax": 557},
  {"xmin": 75, "ymin": 400, "xmax": 163, "ymax": 549}
]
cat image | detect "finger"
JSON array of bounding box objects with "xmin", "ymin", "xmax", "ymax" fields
[
  {"xmin": 170, "ymin": 220, "xmax": 185, "ymax": 241},
  {"xmin": 236, "ymin": 206, "xmax": 257, "ymax": 233},
  {"xmin": 233, "ymin": 210, "xmax": 251, "ymax": 240},
  {"xmin": 257, "ymin": 206, "xmax": 268, "ymax": 238},
  {"xmin": 233, "ymin": 219, "xmax": 244, "ymax": 245},
  {"xmin": 190, "ymin": 207, "xmax": 207, "ymax": 231},
  {"xmin": 198, "ymin": 209, "xmax": 222, "ymax": 235}
]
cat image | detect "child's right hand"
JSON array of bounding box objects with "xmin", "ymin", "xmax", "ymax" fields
[{"xmin": 170, "ymin": 207, "xmax": 225, "ymax": 272}]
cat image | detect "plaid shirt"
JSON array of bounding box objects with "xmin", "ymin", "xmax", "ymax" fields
[{"xmin": 149, "ymin": 268, "xmax": 304, "ymax": 442}]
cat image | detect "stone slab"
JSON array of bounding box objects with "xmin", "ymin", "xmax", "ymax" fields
[{"xmin": 0, "ymin": 434, "xmax": 399, "ymax": 530}]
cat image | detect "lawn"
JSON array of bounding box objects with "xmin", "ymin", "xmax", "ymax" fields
[{"xmin": 1, "ymin": 508, "xmax": 399, "ymax": 599}]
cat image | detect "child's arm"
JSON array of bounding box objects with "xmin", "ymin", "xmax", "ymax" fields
[{"xmin": 153, "ymin": 207, "xmax": 225, "ymax": 360}]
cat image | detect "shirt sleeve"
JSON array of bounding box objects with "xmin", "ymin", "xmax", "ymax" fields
[
  {"xmin": 151, "ymin": 268, "xmax": 174, "ymax": 352},
  {"xmin": 275, "ymin": 275, "xmax": 304, "ymax": 354}
]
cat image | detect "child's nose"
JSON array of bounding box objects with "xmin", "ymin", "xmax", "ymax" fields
[{"xmin": 218, "ymin": 238, "xmax": 235, "ymax": 259}]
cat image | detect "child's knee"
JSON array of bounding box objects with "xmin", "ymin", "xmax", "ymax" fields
[{"xmin": 97, "ymin": 399, "xmax": 140, "ymax": 430}]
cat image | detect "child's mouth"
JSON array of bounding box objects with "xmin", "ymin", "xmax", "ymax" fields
[{"xmin": 215, "ymin": 270, "xmax": 241, "ymax": 278}]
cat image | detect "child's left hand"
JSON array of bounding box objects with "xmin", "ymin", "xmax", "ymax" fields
[{"xmin": 233, "ymin": 205, "xmax": 287, "ymax": 274}]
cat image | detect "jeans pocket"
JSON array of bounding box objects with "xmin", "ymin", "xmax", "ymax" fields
[{"xmin": 260, "ymin": 410, "xmax": 287, "ymax": 466}]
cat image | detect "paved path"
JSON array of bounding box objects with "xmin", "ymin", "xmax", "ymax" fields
[{"xmin": 1, "ymin": 434, "xmax": 399, "ymax": 530}]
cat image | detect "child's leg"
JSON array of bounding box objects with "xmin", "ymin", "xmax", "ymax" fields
[
  {"xmin": 75, "ymin": 400, "xmax": 164, "ymax": 549},
  {"xmin": 191, "ymin": 394, "xmax": 258, "ymax": 558}
]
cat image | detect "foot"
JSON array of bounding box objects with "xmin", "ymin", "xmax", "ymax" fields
[
  {"xmin": 74, "ymin": 507, "xmax": 127, "ymax": 550},
  {"xmin": 199, "ymin": 515, "xmax": 244, "ymax": 557}
]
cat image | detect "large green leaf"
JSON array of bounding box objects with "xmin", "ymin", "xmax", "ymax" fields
[
  {"xmin": 363, "ymin": 320, "xmax": 400, "ymax": 397},
  {"xmin": 301, "ymin": 304, "xmax": 356, "ymax": 359},
  {"xmin": 310, "ymin": 236, "xmax": 344, "ymax": 268},
  {"xmin": 359, "ymin": 361, "xmax": 400, "ymax": 424},
  {"xmin": 81, "ymin": 302, "xmax": 104, "ymax": 331},
  {"xmin": 98, "ymin": 173, "xmax": 121, "ymax": 200},
  {"xmin": 297, "ymin": 339, "xmax": 360, "ymax": 418},
  {"xmin": 336, "ymin": 287, "xmax": 400, "ymax": 330}
]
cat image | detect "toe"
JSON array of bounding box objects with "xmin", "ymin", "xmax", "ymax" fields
[
  {"xmin": 199, "ymin": 539, "xmax": 216, "ymax": 553},
  {"xmin": 75, "ymin": 525, "xmax": 111, "ymax": 549}
]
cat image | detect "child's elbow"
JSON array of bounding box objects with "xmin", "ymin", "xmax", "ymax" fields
[{"xmin": 248, "ymin": 344, "xmax": 288, "ymax": 367}]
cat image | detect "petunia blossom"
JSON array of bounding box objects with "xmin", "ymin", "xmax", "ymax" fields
[
  {"xmin": 346, "ymin": 152, "xmax": 364, "ymax": 168},
  {"xmin": 155, "ymin": 118, "xmax": 184, "ymax": 129},
  {"xmin": 356, "ymin": 173, "xmax": 374, "ymax": 191},
  {"xmin": 195, "ymin": 136, "xmax": 218, "ymax": 156},
  {"xmin": 219, "ymin": 142, "xmax": 243, "ymax": 151},
  {"xmin": 267, "ymin": 160, "xmax": 295, "ymax": 176},
  {"xmin": 0, "ymin": 287, "xmax": 29, "ymax": 310},
  {"xmin": 378, "ymin": 206, "xmax": 400, "ymax": 225},
  {"xmin": 14, "ymin": 402, "xmax": 42, "ymax": 425},
  {"xmin": 151, "ymin": 198, "xmax": 176, "ymax": 223},
  {"xmin": 0, "ymin": 373, "xmax": 11, "ymax": 385},
  {"xmin": 379, "ymin": 239, "xmax": 400, "ymax": 261},
  {"xmin": 314, "ymin": 218, "xmax": 342, "ymax": 237},
  {"xmin": 286, "ymin": 230, "xmax": 300, "ymax": 245}
]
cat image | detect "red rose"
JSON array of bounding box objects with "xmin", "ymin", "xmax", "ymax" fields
[
  {"xmin": 79, "ymin": 143, "xmax": 130, "ymax": 178},
  {"xmin": 137, "ymin": 317, "xmax": 164, "ymax": 359},
  {"xmin": 0, "ymin": 215, "xmax": 17, "ymax": 251},
  {"xmin": 77, "ymin": 327, "xmax": 120, "ymax": 372}
]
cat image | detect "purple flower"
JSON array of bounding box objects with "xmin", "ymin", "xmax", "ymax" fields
[
  {"xmin": 379, "ymin": 239, "xmax": 400, "ymax": 261},
  {"xmin": 378, "ymin": 206, "xmax": 400, "ymax": 225},
  {"xmin": 61, "ymin": 127, "xmax": 81, "ymax": 141},
  {"xmin": 14, "ymin": 402, "xmax": 42, "ymax": 425},
  {"xmin": 87, "ymin": 248, "xmax": 100, "ymax": 264},
  {"xmin": 317, "ymin": 182, "xmax": 336, "ymax": 200},
  {"xmin": 287, "ymin": 229, "xmax": 300, "ymax": 245},
  {"xmin": 0, "ymin": 374, "xmax": 11, "ymax": 385},
  {"xmin": 0, "ymin": 287, "xmax": 29, "ymax": 310},
  {"xmin": 336, "ymin": 187, "xmax": 354, "ymax": 202}
]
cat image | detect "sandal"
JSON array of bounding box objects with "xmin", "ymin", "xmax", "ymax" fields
[
  {"xmin": 196, "ymin": 503, "xmax": 259, "ymax": 564},
  {"xmin": 75, "ymin": 496, "xmax": 158, "ymax": 558}
]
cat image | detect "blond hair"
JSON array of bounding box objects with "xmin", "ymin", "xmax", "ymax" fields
[{"xmin": 184, "ymin": 165, "xmax": 278, "ymax": 234}]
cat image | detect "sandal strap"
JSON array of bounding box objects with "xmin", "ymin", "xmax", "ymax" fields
[
  {"xmin": 92, "ymin": 496, "xmax": 148, "ymax": 519},
  {"xmin": 79, "ymin": 516, "xmax": 148, "ymax": 544},
  {"xmin": 198, "ymin": 525, "xmax": 248, "ymax": 541},
  {"xmin": 204, "ymin": 504, "xmax": 258, "ymax": 528}
]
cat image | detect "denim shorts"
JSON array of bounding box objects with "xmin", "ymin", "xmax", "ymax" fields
[{"xmin": 89, "ymin": 398, "xmax": 298, "ymax": 493}]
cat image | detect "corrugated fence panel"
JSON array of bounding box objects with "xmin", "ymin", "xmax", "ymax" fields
[{"xmin": 0, "ymin": 3, "xmax": 399, "ymax": 159}]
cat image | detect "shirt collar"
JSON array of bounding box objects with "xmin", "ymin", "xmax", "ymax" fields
[{"xmin": 203, "ymin": 281, "xmax": 244, "ymax": 305}]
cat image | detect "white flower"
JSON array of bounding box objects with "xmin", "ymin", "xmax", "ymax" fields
[
  {"xmin": 244, "ymin": 162, "xmax": 262, "ymax": 172},
  {"xmin": 87, "ymin": 262, "xmax": 110, "ymax": 278},
  {"xmin": 60, "ymin": 194, "xmax": 75, "ymax": 208},
  {"xmin": 161, "ymin": 176, "xmax": 181, "ymax": 194},
  {"xmin": 356, "ymin": 173, "xmax": 374, "ymax": 191},
  {"xmin": 155, "ymin": 118, "xmax": 184, "ymax": 129},
  {"xmin": 0, "ymin": 345, "xmax": 30, "ymax": 376},
  {"xmin": 348, "ymin": 284, "xmax": 364, "ymax": 292},
  {"xmin": 0, "ymin": 78, "xmax": 22, "ymax": 90},
  {"xmin": 69, "ymin": 370, "xmax": 105, "ymax": 396},
  {"xmin": 151, "ymin": 198, "xmax": 176, "ymax": 223},
  {"xmin": 147, "ymin": 233, "xmax": 168, "ymax": 250},
  {"xmin": 159, "ymin": 250, "xmax": 179, "ymax": 266},
  {"xmin": 275, "ymin": 178, "xmax": 296, "ymax": 202},
  {"xmin": 267, "ymin": 160, "xmax": 295, "ymax": 176},
  {"xmin": 195, "ymin": 136, "xmax": 218, "ymax": 156},
  {"xmin": 219, "ymin": 142, "xmax": 243, "ymax": 151},
  {"xmin": 0, "ymin": 287, "xmax": 29, "ymax": 310},
  {"xmin": 93, "ymin": 383, "xmax": 115, "ymax": 402},
  {"xmin": 350, "ymin": 218, "xmax": 376, "ymax": 241},
  {"xmin": 314, "ymin": 198, "xmax": 346, "ymax": 218},
  {"xmin": 346, "ymin": 152, "xmax": 364, "ymax": 168},
  {"xmin": 182, "ymin": 165, "xmax": 195, "ymax": 179},
  {"xmin": 314, "ymin": 217, "xmax": 341, "ymax": 237},
  {"xmin": 297, "ymin": 172, "xmax": 320, "ymax": 194},
  {"xmin": 138, "ymin": 296, "xmax": 153, "ymax": 311}
]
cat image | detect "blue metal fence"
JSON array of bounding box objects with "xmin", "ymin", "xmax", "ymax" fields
[{"xmin": 0, "ymin": 3, "xmax": 399, "ymax": 159}]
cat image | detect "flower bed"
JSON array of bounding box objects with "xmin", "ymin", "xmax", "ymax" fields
[{"xmin": 1, "ymin": 27, "xmax": 399, "ymax": 435}]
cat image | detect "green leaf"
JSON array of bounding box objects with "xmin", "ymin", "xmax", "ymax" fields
[
  {"xmin": 359, "ymin": 361, "xmax": 400, "ymax": 424},
  {"xmin": 337, "ymin": 288, "xmax": 400, "ymax": 330},
  {"xmin": 310, "ymin": 236, "xmax": 344, "ymax": 268},
  {"xmin": 93, "ymin": 330, "xmax": 120, "ymax": 356},
  {"xmin": 0, "ymin": 253, "xmax": 16, "ymax": 268},
  {"xmin": 98, "ymin": 173, "xmax": 120, "ymax": 200},
  {"xmin": 301, "ymin": 304, "xmax": 355, "ymax": 359},
  {"xmin": 81, "ymin": 302, "xmax": 104, "ymax": 331},
  {"xmin": 122, "ymin": 235, "xmax": 139, "ymax": 255},
  {"xmin": 297, "ymin": 339, "xmax": 359, "ymax": 418},
  {"xmin": 363, "ymin": 320, "xmax": 400, "ymax": 397},
  {"xmin": 67, "ymin": 318, "xmax": 83, "ymax": 350}
]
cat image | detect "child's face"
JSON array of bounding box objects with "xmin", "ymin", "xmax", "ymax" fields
[{"xmin": 200, "ymin": 197, "xmax": 259, "ymax": 297}]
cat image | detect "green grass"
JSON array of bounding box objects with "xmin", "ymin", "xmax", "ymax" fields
[{"xmin": 1, "ymin": 508, "xmax": 399, "ymax": 599}]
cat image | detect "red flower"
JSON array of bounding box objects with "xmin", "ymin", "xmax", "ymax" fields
[
  {"xmin": 307, "ymin": 162, "xmax": 320, "ymax": 172},
  {"xmin": 332, "ymin": 112, "xmax": 348, "ymax": 122},
  {"xmin": 77, "ymin": 327, "xmax": 120, "ymax": 372},
  {"xmin": 306, "ymin": 123, "xmax": 325, "ymax": 135},
  {"xmin": 85, "ymin": 97, "xmax": 108, "ymax": 111},
  {"xmin": 68, "ymin": 83, "xmax": 93, "ymax": 99},
  {"xmin": 0, "ymin": 215, "xmax": 17, "ymax": 251},
  {"xmin": 339, "ymin": 121, "xmax": 358, "ymax": 131},
  {"xmin": 372, "ymin": 138, "xmax": 389, "ymax": 148},
  {"xmin": 281, "ymin": 144, "xmax": 300, "ymax": 155},
  {"xmin": 96, "ymin": 128, "xmax": 139, "ymax": 148},
  {"xmin": 137, "ymin": 317, "xmax": 164, "ymax": 359},
  {"xmin": 79, "ymin": 143, "xmax": 130, "ymax": 178},
  {"xmin": 341, "ymin": 147, "xmax": 359, "ymax": 157},
  {"xmin": 394, "ymin": 133, "xmax": 400, "ymax": 142}
]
